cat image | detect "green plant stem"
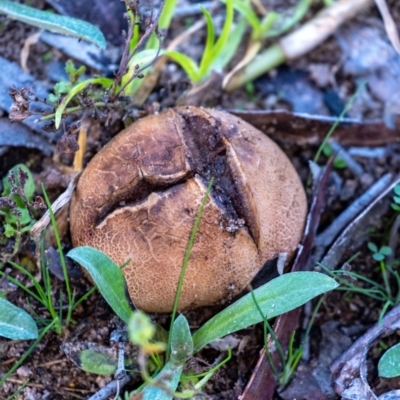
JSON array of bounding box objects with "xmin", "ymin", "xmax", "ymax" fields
[
  {"xmin": 41, "ymin": 185, "xmax": 74, "ymax": 327},
  {"xmin": 166, "ymin": 178, "xmax": 214, "ymax": 361},
  {"xmin": 5, "ymin": 379, "xmax": 29, "ymax": 400},
  {"xmin": 267, "ymin": 0, "xmax": 313, "ymax": 38},
  {"xmin": 249, "ymin": 285, "xmax": 285, "ymax": 376},
  {"xmin": 72, "ymin": 286, "xmax": 97, "ymax": 309},
  {"xmin": 380, "ymin": 260, "xmax": 393, "ymax": 301},
  {"xmin": 39, "ymin": 102, "xmax": 108, "ymax": 122},
  {"xmin": 0, "ymin": 320, "xmax": 56, "ymax": 387},
  {"xmin": 225, "ymin": 44, "xmax": 285, "ymax": 91},
  {"xmin": 313, "ymin": 81, "xmax": 366, "ymax": 163}
]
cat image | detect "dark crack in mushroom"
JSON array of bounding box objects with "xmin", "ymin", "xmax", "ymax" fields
[{"xmin": 70, "ymin": 106, "xmax": 307, "ymax": 312}]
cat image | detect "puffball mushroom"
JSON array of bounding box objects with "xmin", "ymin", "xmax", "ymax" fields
[{"xmin": 70, "ymin": 106, "xmax": 307, "ymax": 313}]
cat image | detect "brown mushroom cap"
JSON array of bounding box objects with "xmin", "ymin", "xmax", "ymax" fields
[{"xmin": 70, "ymin": 106, "xmax": 307, "ymax": 312}]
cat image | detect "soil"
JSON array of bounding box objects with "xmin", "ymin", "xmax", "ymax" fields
[{"xmin": 1, "ymin": 0, "xmax": 400, "ymax": 399}]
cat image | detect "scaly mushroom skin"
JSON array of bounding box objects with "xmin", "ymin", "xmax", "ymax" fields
[{"xmin": 70, "ymin": 107, "xmax": 307, "ymax": 312}]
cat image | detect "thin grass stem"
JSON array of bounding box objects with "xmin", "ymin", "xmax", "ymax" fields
[{"xmin": 166, "ymin": 178, "xmax": 214, "ymax": 361}]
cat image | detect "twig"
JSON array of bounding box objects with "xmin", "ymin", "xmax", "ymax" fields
[
  {"xmin": 321, "ymin": 174, "xmax": 400, "ymax": 270},
  {"xmin": 375, "ymin": 0, "xmax": 400, "ymax": 55},
  {"xmin": 86, "ymin": 374, "xmax": 132, "ymax": 400},
  {"xmin": 329, "ymin": 142, "xmax": 364, "ymax": 177},
  {"xmin": 315, "ymin": 174, "xmax": 392, "ymax": 255}
]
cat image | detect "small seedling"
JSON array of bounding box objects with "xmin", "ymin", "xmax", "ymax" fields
[
  {"xmin": 166, "ymin": 0, "xmax": 245, "ymax": 84},
  {"xmin": 0, "ymin": 164, "xmax": 36, "ymax": 238},
  {"xmin": 321, "ymin": 143, "xmax": 347, "ymax": 169},
  {"xmin": 67, "ymin": 244, "xmax": 338, "ymax": 397},
  {"xmin": 0, "ymin": 164, "xmax": 44, "ymax": 261},
  {"xmin": 368, "ymin": 242, "xmax": 392, "ymax": 262},
  {"xmin": 1, "ymin": 185, "xmax": 96, "ymax": 334}
]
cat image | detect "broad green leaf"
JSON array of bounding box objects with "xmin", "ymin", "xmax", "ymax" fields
[
  {"xmin": 67, "ymin": 246, "xmax": 133, "ymax": 323},
  {"xmin": 55, "ymin": 77, "xmax": 113, "ymax": 128},
  {"xmin": 80, "ymin": 349, "xmax": 117, "ymax": 375},
  {"xmin": 0, "ymin": 297, "xmax": 38, "ymax": 340},
  {"xmin": 141, "ymin": 361, "xmax": 183, "ymax": 400},
  {"xmin": 61, "ymin": 341, "xmax": 134, "ymax": 375},
  {"xmin": 367, "ymin": 242, "xmax": 378, "ymax": 253},
  {"xmin": 0, "ymin": 0, "xmax": 106, "ymax": 49},
  {"xmin": 192, "ymin": 272, "xmax": 338, "ymax": 351},
  {"xmin": 170, "ymin": 315, "xmax": 193, "ymax": 365},
  {"xmin": 380, "ymin": 246, "xmax": 392, "ymax": 256},
  {"xmin": 373, "ymin": 253, "xmax": 385, "ymax": 262},
  {"xmin": 379, "ymin": 343, "xmax": 400, "ymax": 378},
  {"xmin": 122, "ymin": 49, "xmax": 163, "ymax": 96}
]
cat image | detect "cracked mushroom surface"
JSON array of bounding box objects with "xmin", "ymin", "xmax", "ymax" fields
[{"xmin": 70, "ymin": 106, "xmax": 307, "ymax": 313}]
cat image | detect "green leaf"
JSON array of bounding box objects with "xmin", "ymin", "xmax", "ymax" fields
[
  {"xmin": 53, "ymin": 81, "xmax": 71, "ymax": 95},
  {"xmin": 367, "ymin": 242, "xmax": 378, "ymax": 254},
  {"xmin": 170, "ymin": 315, "xmax": 193, "ymax": 365},
  {"xmin": 228, "ymin": 0, "xmax": 261, "ymax": 34},
  {"xmin": 322, "ymin": 143, "xmax": 333, "ymax": 157},
  {"xmin": 391, "ymin": 203, "xmax": 400, "ymax": 212},
  {"xmin": 2, "ymin": 164, "xmax": 35, "ymax": 201},
  {"xmin": 80, "ymin": 349, "xmax": 117, "ymax": 375},
  {"xmin": 379, "ymin": 246, "xmax": 392, "ymax": 256},
  {"xmin": 61, "ymin": 341, "xmax": 131, "ymax": 375},
  {"xmin": 373, "ymin": 253, "xmax": 385, "ymax": 262},
  {"xmin": 65, "ymin": 60, "xmax": 77, "ymax": 77},
  {"xmin": 333, "ymin": 158, "xmax": 347, "ymax": 169},
  {"xmin": 192, "ymin": 272, "xmax": 338, "ymax": 352},
  {"xmin": 18, "ymin": 164, "xmax": 35, "ymax": 201},
  {"xmin": 3, "ymin": 223, "xmax": 17, "ymax": 238},
  {"xmin": 47, "ymin": 93, "xmax": 58, "ymax": 103},
  {"xmin": 212, "ymin": 18, "xmax": 246, "ymax": 72},
  {"xmin": 67, "ymin": 246, "xmax": 133, "ymax": 323},
  {"xmin": 208, "ymin": 0, "xmax": 233, "ymax": 69},
  {"xmin": 55, "ymin": 77, "xmax": 112, "ymax": 128},
  {"xmin": 379, "ymin": 343, "xmax": 400, "ymax": 378},
  {"xmin": 0, "ymin": 297, "xmax": 38, "ymax": 340},
  {"xmin": 0, "ymin": 0, "xmax": 106, "ymax": 50},
  {"xmin": 165, "ymin": 51, "xmax": 200, "ymax": 82},
  {"xmin": 122, "ymin": 49, "xmax": 163, "ymax": 96},
  {"xmin": 141, "ymin": 361, "xmax": 183, "ymax": 400},
  {"xmin": 393, "ymin": 196, "xmax": 400, "ymax": 204},
  {"xmin": 198, "ymin": 6, "xmax": 216, "ymax": 77}
]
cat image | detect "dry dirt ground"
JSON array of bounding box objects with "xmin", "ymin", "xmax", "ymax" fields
[{"xmin": 1, "ymin": 0, "xmax": 400, "ymax": 399}]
